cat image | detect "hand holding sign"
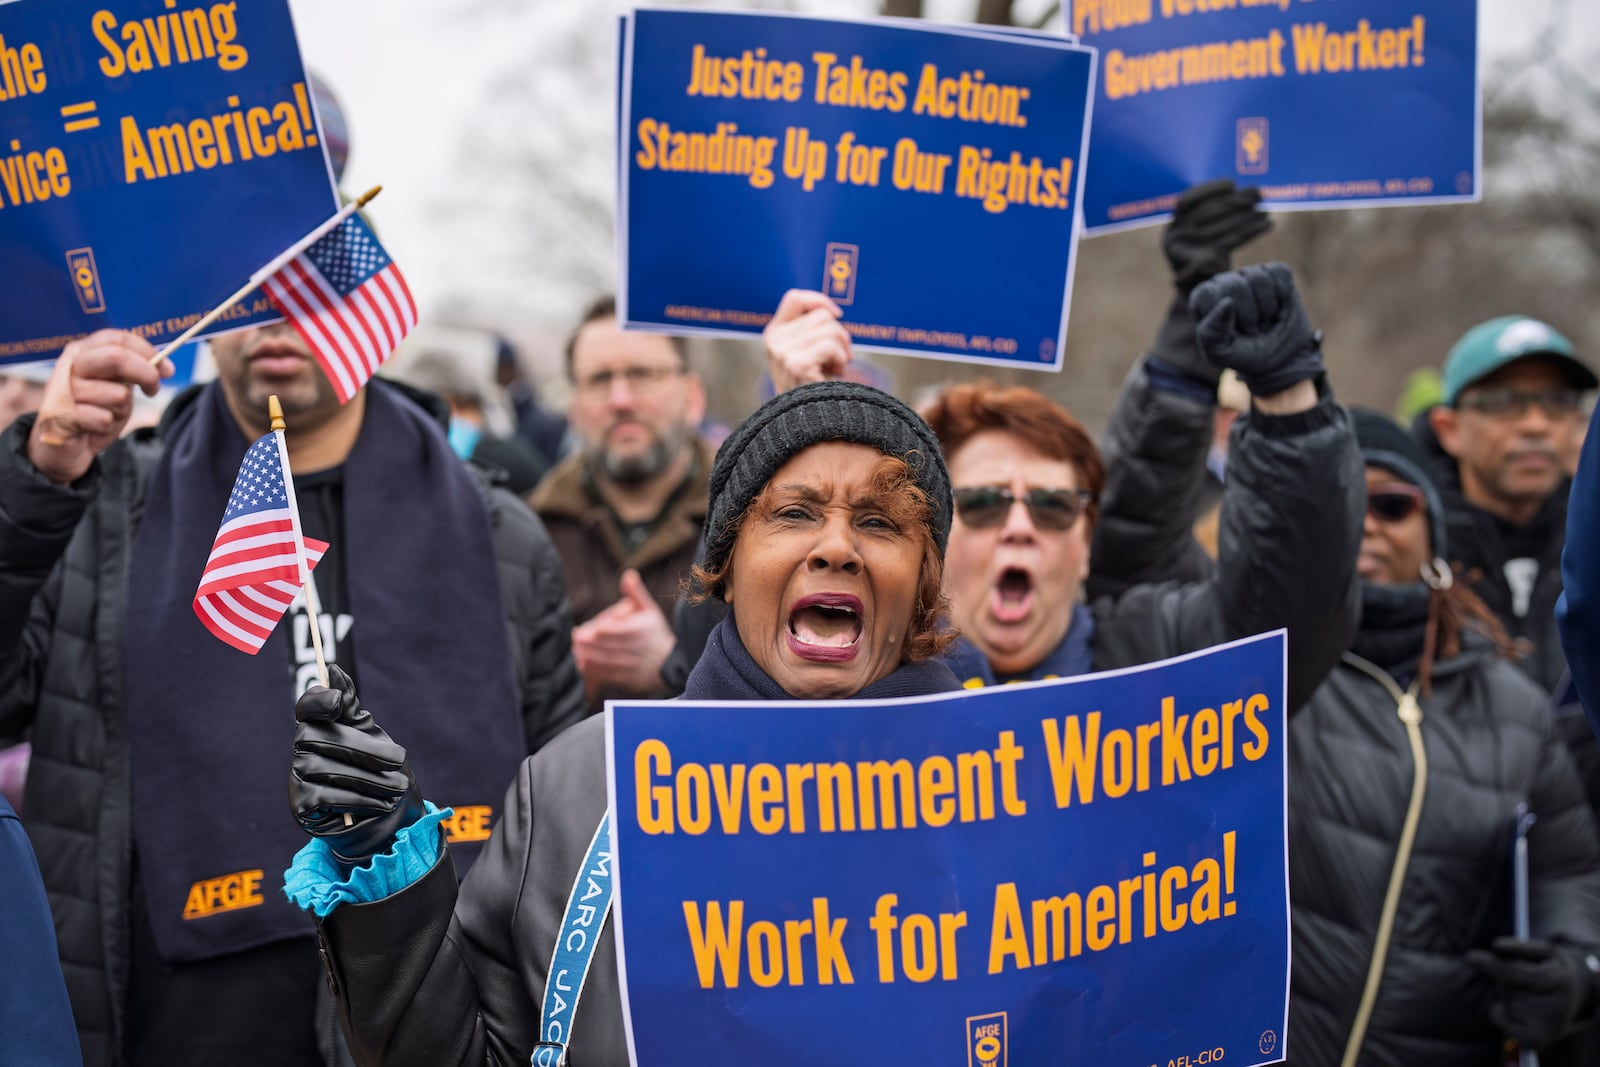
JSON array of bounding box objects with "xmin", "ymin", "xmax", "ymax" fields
[
  {"xmin": 763, "ymin": 289, "xmax": 852, "ymax": 394},
  {"xmin": 26, "ymin": 330, "xmax": 169, "ymax": 485}
]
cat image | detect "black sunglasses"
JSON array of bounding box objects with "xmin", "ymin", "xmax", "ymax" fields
[
  {"xmin": 1367, "ymin": 484, "xmax": 1424, "ymax": 523},
  {"xmin": 952, "ymin": 486, "xmax": 1091, "ymax": 531}
]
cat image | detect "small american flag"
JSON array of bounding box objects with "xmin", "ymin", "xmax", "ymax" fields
[
  {"xmin": 193, "ymin": 432, "xmax": 329, "ymax": 655},
  {"xmin": 262, "ymin": 213, "xmax": 417, "ymax": 404}
]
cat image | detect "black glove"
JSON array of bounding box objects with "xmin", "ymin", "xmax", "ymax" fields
[
  {"xmin": 1163, "ymin": 179, "xmax": 1274, "ymax": 295},
  {"xmin": 1148, "ymin": 182, "xmax": 1274, "ymax": 388},
  {"xmin": 290, "ymin": 663, "xmax": 425, "ymax": 869},
  {"xmin": 1466, "ymin": 937, "xmax": 1600, "ymax": 1047},
  {"xmin": 1189, "ymin": 263, "xmax": 1323, "ymax": 399}
]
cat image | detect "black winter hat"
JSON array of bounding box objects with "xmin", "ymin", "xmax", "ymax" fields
[
  {"xmin": 1350, "ymin": 407, "xmax": 1448, "ymax": 558},
  {"xmin": 704, "ymin": 381, "xmax": 952, "ymax": 580}
]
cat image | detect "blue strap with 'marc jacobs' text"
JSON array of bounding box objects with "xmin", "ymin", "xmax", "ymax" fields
[{"xmin": 531, "ymin": 813, "xmax": 612, "ymax": 1067}]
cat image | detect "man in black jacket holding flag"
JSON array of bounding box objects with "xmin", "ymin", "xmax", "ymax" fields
[{"xmin": 0, "ymin": 323, "xmax": 586, "ymax": 1066}]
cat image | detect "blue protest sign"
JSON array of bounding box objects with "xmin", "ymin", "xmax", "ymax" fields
[
  {"xmin": 1069, "ymin": 0, "xmax": 1478, "ymax": 233},
  {"xmin": 607, "ymin": 632, "xmax": 1289, "ymax": 1066},
  {"xmin": 0, "ymin": 0, "xmax": 337, "ymax": 365},
  {"xmin": 618, "ymin": 10, "xmax": 1095, "ymax": 371}
]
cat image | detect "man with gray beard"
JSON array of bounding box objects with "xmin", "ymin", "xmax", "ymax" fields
[{"xmin": 530, "ymin": 296, "xmax": 711, "ymax": 708}]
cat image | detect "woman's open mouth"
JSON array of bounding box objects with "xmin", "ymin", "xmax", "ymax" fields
[
  {"xmin": 786, "ymin": 593, "xmax": 863, "ymax": 663},
  {"xmin": 990, "ymin": 567, "xmax": 1034, "ymax": 623}
]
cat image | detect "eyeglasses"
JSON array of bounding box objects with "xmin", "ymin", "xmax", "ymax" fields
[
  {"xmin": 1367, "ymin": 483, "xmax": 1425, "ymax": 523},
  {"xmin": 952, "ymin": 486, "xmax": 1092, "ymax": 531},
  {"xmin": 575, "ymin": 365, "xmax": 684, "ymax": 396},
  {"xmin": 1456, "ymin": 386, "xmax": 1582, "ymax": 419}
]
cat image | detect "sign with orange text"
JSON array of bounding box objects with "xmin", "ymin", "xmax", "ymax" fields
[
  {"xmin": 617, "ymin": 10, "xmax": 1095, "ymax": 371},
  {"xmin": 607, "ymin": 632, "xmax": 1290, "ymax": 1066},
  {"xmin": 0, "ymin": 0, "xmax": 337, "ymax": 364},
  {"xmin": 1069, "ymin": 0, "xmax": 1478, "ymax": 232}
]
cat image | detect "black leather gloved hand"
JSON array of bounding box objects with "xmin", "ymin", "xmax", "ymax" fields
[
  {"xmin": 290, "ymin": 663, "xmax": 425, "ymax": 869},
  {"xmin": 1163, "ymin": 179, "xmax": 1274, "ymax": 295},
  {"xmin": 1189, "ymin": 263, "xmax": 1323, "ymax": 399},
  {"xmin": 1149, "ymin": 180, "xmax": 1273, "ymax": 388},
  {"xmin": 1467, "ymin": 937, "xmax": 1600, "ymax": 1047}
]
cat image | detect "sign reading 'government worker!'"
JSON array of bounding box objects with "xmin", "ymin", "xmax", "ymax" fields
[
  {"xmin": 1069, "ymin": 0, "xmax": 1479, "ymax": 232},
  {"xmin": 0, "ymin": 0, "xmax": 337, "ymax": 365},
  {"xmin": 617, "ymin": 10, "xmax": 1096, "ymax": 371},
  {"xmin": 606, "ymin": 633, "xmax": 1290, "ymax": 1066}
]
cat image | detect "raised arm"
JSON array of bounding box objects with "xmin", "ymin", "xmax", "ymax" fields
[
  {"xmin": 0, "ymin": 332, "xmax": 167, "ymax": 735},
  {"xmin": 1091, "ymin": 181, "xmax": 1271, "ymax": 598},
  {"xmin": 1093, "ymin": 265, "xmax": 1363, "ymax": 712}
]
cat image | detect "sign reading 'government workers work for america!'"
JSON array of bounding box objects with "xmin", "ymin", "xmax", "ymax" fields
[
  {"xmin": 0, "ymin": 0, "xmax": 337, "ymax": 365},
  {"xmin": 1070, "ymin": 0, "xmax": 1479, "ymax": 233},
  {"xmin": 606, "ymin": 632, "xmax": 1290, "ymax": 1067},
  {"xmin": 617, "ymin": 10, "xmax": 1096, "ymax": 372}
]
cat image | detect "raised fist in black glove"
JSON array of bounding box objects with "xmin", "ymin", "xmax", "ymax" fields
[
  {"xmin": 290, "ymin": 663, "xmax": 424, "ymax": 869},
  {"xmin": 1467, "ymin": 937, "xmax": 1600, "ymax": 1047},
  {"xmin": 1163, "ymin": 179, "xmax": 1274, "ymax": 295},
  {"xmin": 1189, "ymin": 262, "xmax": 1323, "ymax": 399},
  {"xmin": 1147, "ymin": 181, "xmax": 1274, "ymax": 389}
]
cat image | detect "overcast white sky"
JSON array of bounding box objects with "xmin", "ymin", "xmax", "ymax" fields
[{"xmin": 285, "ymin": 1, "xmax": 1600, "ymax": 326}]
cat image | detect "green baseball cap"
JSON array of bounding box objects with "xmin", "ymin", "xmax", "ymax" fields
[{"xmin": 1442, "ymin": 315, "xmax": 1596, "ymax": 406}]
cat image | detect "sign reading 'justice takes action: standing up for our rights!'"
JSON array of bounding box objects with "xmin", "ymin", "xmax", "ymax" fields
[{"xmin": 617, "ymin": 10, "xmax": 1096, "ymax": 372}]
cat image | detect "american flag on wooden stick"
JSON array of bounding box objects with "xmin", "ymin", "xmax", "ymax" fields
[
  {"xmin": 262, "ymin": 213, "xmax": 417, "ymax": 404},
  {"xmin": 193, "ymin": 432, "xmax": 328, "ymax": 654}
]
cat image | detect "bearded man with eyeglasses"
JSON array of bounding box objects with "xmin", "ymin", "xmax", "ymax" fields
[{"xmin": 530, "ymin": 296, "xmax": 713, "ymax": 709}]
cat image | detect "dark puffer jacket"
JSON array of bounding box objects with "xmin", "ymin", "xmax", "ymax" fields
[
  {"xmin": 1288, "ymin": 644, "xmax": 1600, "ymax": 1067},
  {"xmin": 0, "ymin": 381, "xmax": 587, "ymax": 1067},
  {"xmin": 1087, "ymin": 361, "xmax": 1360, "ymax": 713},
  {"xmin": 303, "ymin": 368, "xmax": 1364, "ymax": 1065},
  {"xmin": 1415, "ymin": 416, "xmax": 1600, "ymax": 919}
]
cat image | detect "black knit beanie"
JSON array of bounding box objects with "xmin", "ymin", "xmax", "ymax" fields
[
  {"xmin": 704, "ymin": 381, "xmax": 952, "ymax": 580},
  {"xmin": 1350, "ymin": 406, "xmax": 1448, "ymax": 557}
]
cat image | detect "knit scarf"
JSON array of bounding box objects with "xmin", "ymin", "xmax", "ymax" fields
[
  {"xmin": 1350, "ymin": 580, "xmax": 1431, "ymax": 676},
  {"xmin": 123, "ymin": 382, "xmax": 525, "ymax": 962},
  {"xmin": 683, "ymin": 614, "xmax": 960, "ymax": 701},
  {"xmin": 942, "ymin": 603, "xmax": 1097, "ymax": 688}
]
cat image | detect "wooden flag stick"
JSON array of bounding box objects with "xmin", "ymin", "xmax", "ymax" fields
[
  {"xmin": 149, "ymin": 186, "xmax": 384, "ymax": 368},
  {"xmin": 269, "ymin": 395, "xmax": 330, "ymax": 691}
]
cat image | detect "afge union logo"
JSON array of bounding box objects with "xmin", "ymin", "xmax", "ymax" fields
[
  {"xmin": 1236, "ymin": 118, "xmax": 1269, "ymax": 175},
  {"xmin": 822, "ymin": 241, "xmax": 859, "ymax": 305},
  {"xmin": 966, "ymin": 1011, "xmax": 1007, "ymax": 1067},
  {"xmin": 65, "ymin": 246, "xmax": 106, "ymax": 314}
]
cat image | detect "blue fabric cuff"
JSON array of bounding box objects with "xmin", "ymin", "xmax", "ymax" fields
[
  {"xmin": 283, "ymin": 802, "xmax": 451, "ymax": 918},
  {"xmin": 1144, "ymin": 357, "xmax": 1219, "ymax": 405}
]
